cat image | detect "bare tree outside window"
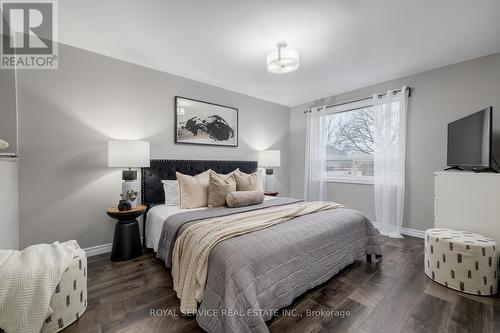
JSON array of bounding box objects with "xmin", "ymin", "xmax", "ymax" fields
[{"xmin": 324, "ymin": 107, "xmax": 375, "ymax": 179}]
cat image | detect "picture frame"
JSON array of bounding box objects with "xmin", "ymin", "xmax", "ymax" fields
[{"xmin": 175, "ymin": 96, "xmax": 238, "ymax": 147}]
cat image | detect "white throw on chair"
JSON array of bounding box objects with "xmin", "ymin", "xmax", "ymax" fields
[{"xmin": 0, "ymin": 241, "xmax": 87, "ymax": 333}]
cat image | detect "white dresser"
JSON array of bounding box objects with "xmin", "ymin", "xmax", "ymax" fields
[{"xmin": 434, "ymin": 171, "xmax": 500, "ymax": 245}]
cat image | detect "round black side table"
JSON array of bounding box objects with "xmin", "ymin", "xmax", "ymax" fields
[{"xmin": 106, "ymin": 205, "xmax": 145, "ymax": 261}]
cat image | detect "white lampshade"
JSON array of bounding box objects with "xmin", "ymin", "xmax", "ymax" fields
[
  {"xmin": 108, "ymin": 140, "xmax": 150, "ymax": 168},
  {"xmin": 258, "ymin": 150, "xmax": 280, "ymax": 167}
]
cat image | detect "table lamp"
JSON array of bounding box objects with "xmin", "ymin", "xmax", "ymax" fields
[
  {"xmin": 108, "ymin": 140, "xmax": 150, "ymax": 207},
  {"xmin": 258, "ymin": 150, "xmax": 280, "ymax": 192}
]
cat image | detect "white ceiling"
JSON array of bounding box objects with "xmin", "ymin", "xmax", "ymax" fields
[{"xmin": 59, "ymin": 0, "xmax": 500, "ymax": 107}]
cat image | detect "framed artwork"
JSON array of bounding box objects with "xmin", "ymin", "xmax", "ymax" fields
[{"xmin": 175, "ymin": 96, "xmax": 238, "ymax": 147}]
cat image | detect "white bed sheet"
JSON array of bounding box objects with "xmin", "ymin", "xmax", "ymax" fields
[
  {"xmin": 145, "ymin": 196, "xmax": 277, "ymax": 251},
  {"xmin": 146, "ymin": 205, "xmax": 206, "ymax": 251}
]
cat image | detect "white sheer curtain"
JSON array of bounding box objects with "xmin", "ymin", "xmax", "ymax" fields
[
  {"xmin": 304, "ymin": 106, "xmax": 327, "ymax": 201},
  {"xmin": 372, "ymin": 87, "xmax": 408, "ymax": 238}
]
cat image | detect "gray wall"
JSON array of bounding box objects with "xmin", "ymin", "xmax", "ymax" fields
[
  {"xmin": 0, "ymin": 65, "xmax": 19, "ymax": 250},
  {"xmin": 289, "ymin": 53, "xmax": 500, "ymax": 231},
  {"xmin": 17, "ymin": 43, "xmax": 289, "ymax": 249},
  {"xmin": 0, "ymin": 66, "xmax": 17, "ymax": 156}
]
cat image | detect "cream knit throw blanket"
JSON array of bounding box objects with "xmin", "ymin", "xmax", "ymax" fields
[
  {"xmin": 172, "ymin": 201, "xmax": 345, "ymax": 313},
  {"xmin": 0, "ymin": 241, "xmax": 81, "ymax": 333}
]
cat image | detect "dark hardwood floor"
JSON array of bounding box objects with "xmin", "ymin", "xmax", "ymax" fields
[{"xmin": 65, "ymin": 237, "xmax": 499, "ymax": 333}]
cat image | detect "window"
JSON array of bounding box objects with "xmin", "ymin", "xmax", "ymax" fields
[{"xmin": 323, "ymin": 102, "xmax": 374, "ymax": 184}]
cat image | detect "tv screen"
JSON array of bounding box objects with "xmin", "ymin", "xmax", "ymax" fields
[{"xmin": 447, "ymin": 107, "xmax": 492, "ymax": 168}]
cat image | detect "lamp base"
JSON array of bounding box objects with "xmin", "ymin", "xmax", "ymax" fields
[
  {"xmin": 265, "ymin": 174, "xmax": 276, "ymax": 192},
  {"xmin": 265, "ymin": 168, "xmax": 274, "ymax": 175},
  {"xmin": 122, "ymin": 170, "xmax": 137, "ymax": 181}
]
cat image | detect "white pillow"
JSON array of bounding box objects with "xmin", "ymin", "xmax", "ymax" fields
[{"xmin": 161, "ymin": 180, "xmax": 179, "ymax": 206}]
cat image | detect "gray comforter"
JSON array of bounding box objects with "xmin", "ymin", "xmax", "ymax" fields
[{"xmin": 156, "ymin": 198, "xmax": 382, "ymax": 333}]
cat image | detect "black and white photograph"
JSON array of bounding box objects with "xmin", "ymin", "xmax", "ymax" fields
[{"xmin": 175, "ymin": 96, "xmax": 238, "ymax": 147}]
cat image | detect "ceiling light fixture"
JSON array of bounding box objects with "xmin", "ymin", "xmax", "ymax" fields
[{"xmin": 266, "ymin": 41, "xmax": 299, "ymax": 74}]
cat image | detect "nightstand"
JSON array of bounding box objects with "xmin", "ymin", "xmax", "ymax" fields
[
  {"xmin": 264, "ymin": 191, "xmax": 279, "ymax": 197},
  {"xmin": 106, "ymin": 205, "xmax": 146, "ymax": 261}
]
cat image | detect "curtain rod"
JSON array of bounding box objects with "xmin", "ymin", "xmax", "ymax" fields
[{"xmin": 303, "ymin": 87, "xmax": 411, "ymax": 114}]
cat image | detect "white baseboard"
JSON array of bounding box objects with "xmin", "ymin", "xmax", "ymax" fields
[
  {"xmin": 84, "ymin": 236, "xmax": 143, "ymax": 257},
  {"xmin": 400, "ymin": 226, "xmax": 425, "ymax": 238},
  {"xmin": 83, "ymin": 225, "xmax": 425, "ymax": 257},
  {"xmin": 84, "ymin": 243, "xmax": 112, "ymax": 257},
  {"xmin": 371, "ymin": 222, "xmax": 425, "ymax": 239}
]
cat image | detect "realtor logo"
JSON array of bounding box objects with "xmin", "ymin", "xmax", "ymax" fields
[{"xmin": 1, "ymin": 0, "xmax": 58, "ymax": 69}]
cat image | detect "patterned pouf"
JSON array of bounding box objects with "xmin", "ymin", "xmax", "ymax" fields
[
  {"xmin": 40, "ymin": 248, "xmax": 88, "ymax": 332},
  {"xmin": 424, "ymin": 228, "xmax": 498, "ymax": 296}
]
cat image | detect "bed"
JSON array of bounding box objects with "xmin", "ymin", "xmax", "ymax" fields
[
  {"xmin": 141, "ymin": 159, "xmax": 382, "ymax": 333},
  {"xmin": 145, "ymin": 196, "xmax": 279, "ymax": 251}
]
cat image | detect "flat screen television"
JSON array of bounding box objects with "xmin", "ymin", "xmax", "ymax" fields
[{"xmin": 447, "ymin": 107, "xmax": 493, "ymax": 170}]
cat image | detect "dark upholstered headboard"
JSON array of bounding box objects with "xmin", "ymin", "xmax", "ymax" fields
[{"xmin": 141, "ymin": 159, "xmax": 257, "ymax": 206}]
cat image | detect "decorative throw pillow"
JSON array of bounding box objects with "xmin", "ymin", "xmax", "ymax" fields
[
  {"xmin": 235, "ymin": 169, "xmax": 264, "ymax": 191},
  {"xmin": 227, "ymin": 168, "xmax": 240, "ymax": 176},
  {"xmin": 234, "ymin": 171, "xmax": 259, "ymax": 191},
  {"xmin": 161, "ymin": 180, "xmax": 179, "ymax": 206},
  {"xmin": 208, "ymin": 171, "xmax": 236, "ymax": 208},
  {"xmin": 226, "ymin": 190, "xmax": 265, "ymax": 208},
  {"xmin": 176, "ymin": 170, "xmax": 211, "ymax": 209}
]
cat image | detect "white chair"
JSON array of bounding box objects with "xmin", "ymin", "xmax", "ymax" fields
[
  {"xmin": 40, "ymin": 249, "xmax": 88, "ymax": 332},
  {"xmin": 424, "ymin": 228, "xmax": 498, "ymax": 296}
]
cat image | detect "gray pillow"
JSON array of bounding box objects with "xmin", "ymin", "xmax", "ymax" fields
[
  {"xmin": 208, "ymin": 171, "xmax": 237, "ymax": 208},
  {"xmin": 234, "ymin": 172, "xmax": 259, "ymax": 191},
  {"xmin": 226, "ymin": 190, "xmax": 265, "ymax": 208}
]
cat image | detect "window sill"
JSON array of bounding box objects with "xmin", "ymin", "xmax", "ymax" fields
[
  {"xmin": 0, "ymin": 155, "xmax": 18, "ymax": 162},
  {"xmin": 326, "ymin": 177, "xmax": 374, "ymax": 185}
]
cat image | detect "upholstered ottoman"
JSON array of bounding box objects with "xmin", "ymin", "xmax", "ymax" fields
[
  {"xmin": 40, "ymin": 248, "xmax": 88, "ymax": 332},
  {"xmin": 424, "ymin": 228, "xmax": 498, "ymax": 296}
]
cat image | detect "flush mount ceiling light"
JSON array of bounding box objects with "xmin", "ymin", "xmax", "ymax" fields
[{"xmin": 266, "ymin": 41, "xmax": 299, "ymax": 74}]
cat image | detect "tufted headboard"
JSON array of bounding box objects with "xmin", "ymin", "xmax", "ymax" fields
[{"xmin": 141, "ymin": 159, "xmax": 258, "ymax": 207}]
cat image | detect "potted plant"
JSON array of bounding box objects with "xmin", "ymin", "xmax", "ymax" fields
[{"xmin": 125, "ymin": 190, "xmax": 139, "ymax": 208}]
